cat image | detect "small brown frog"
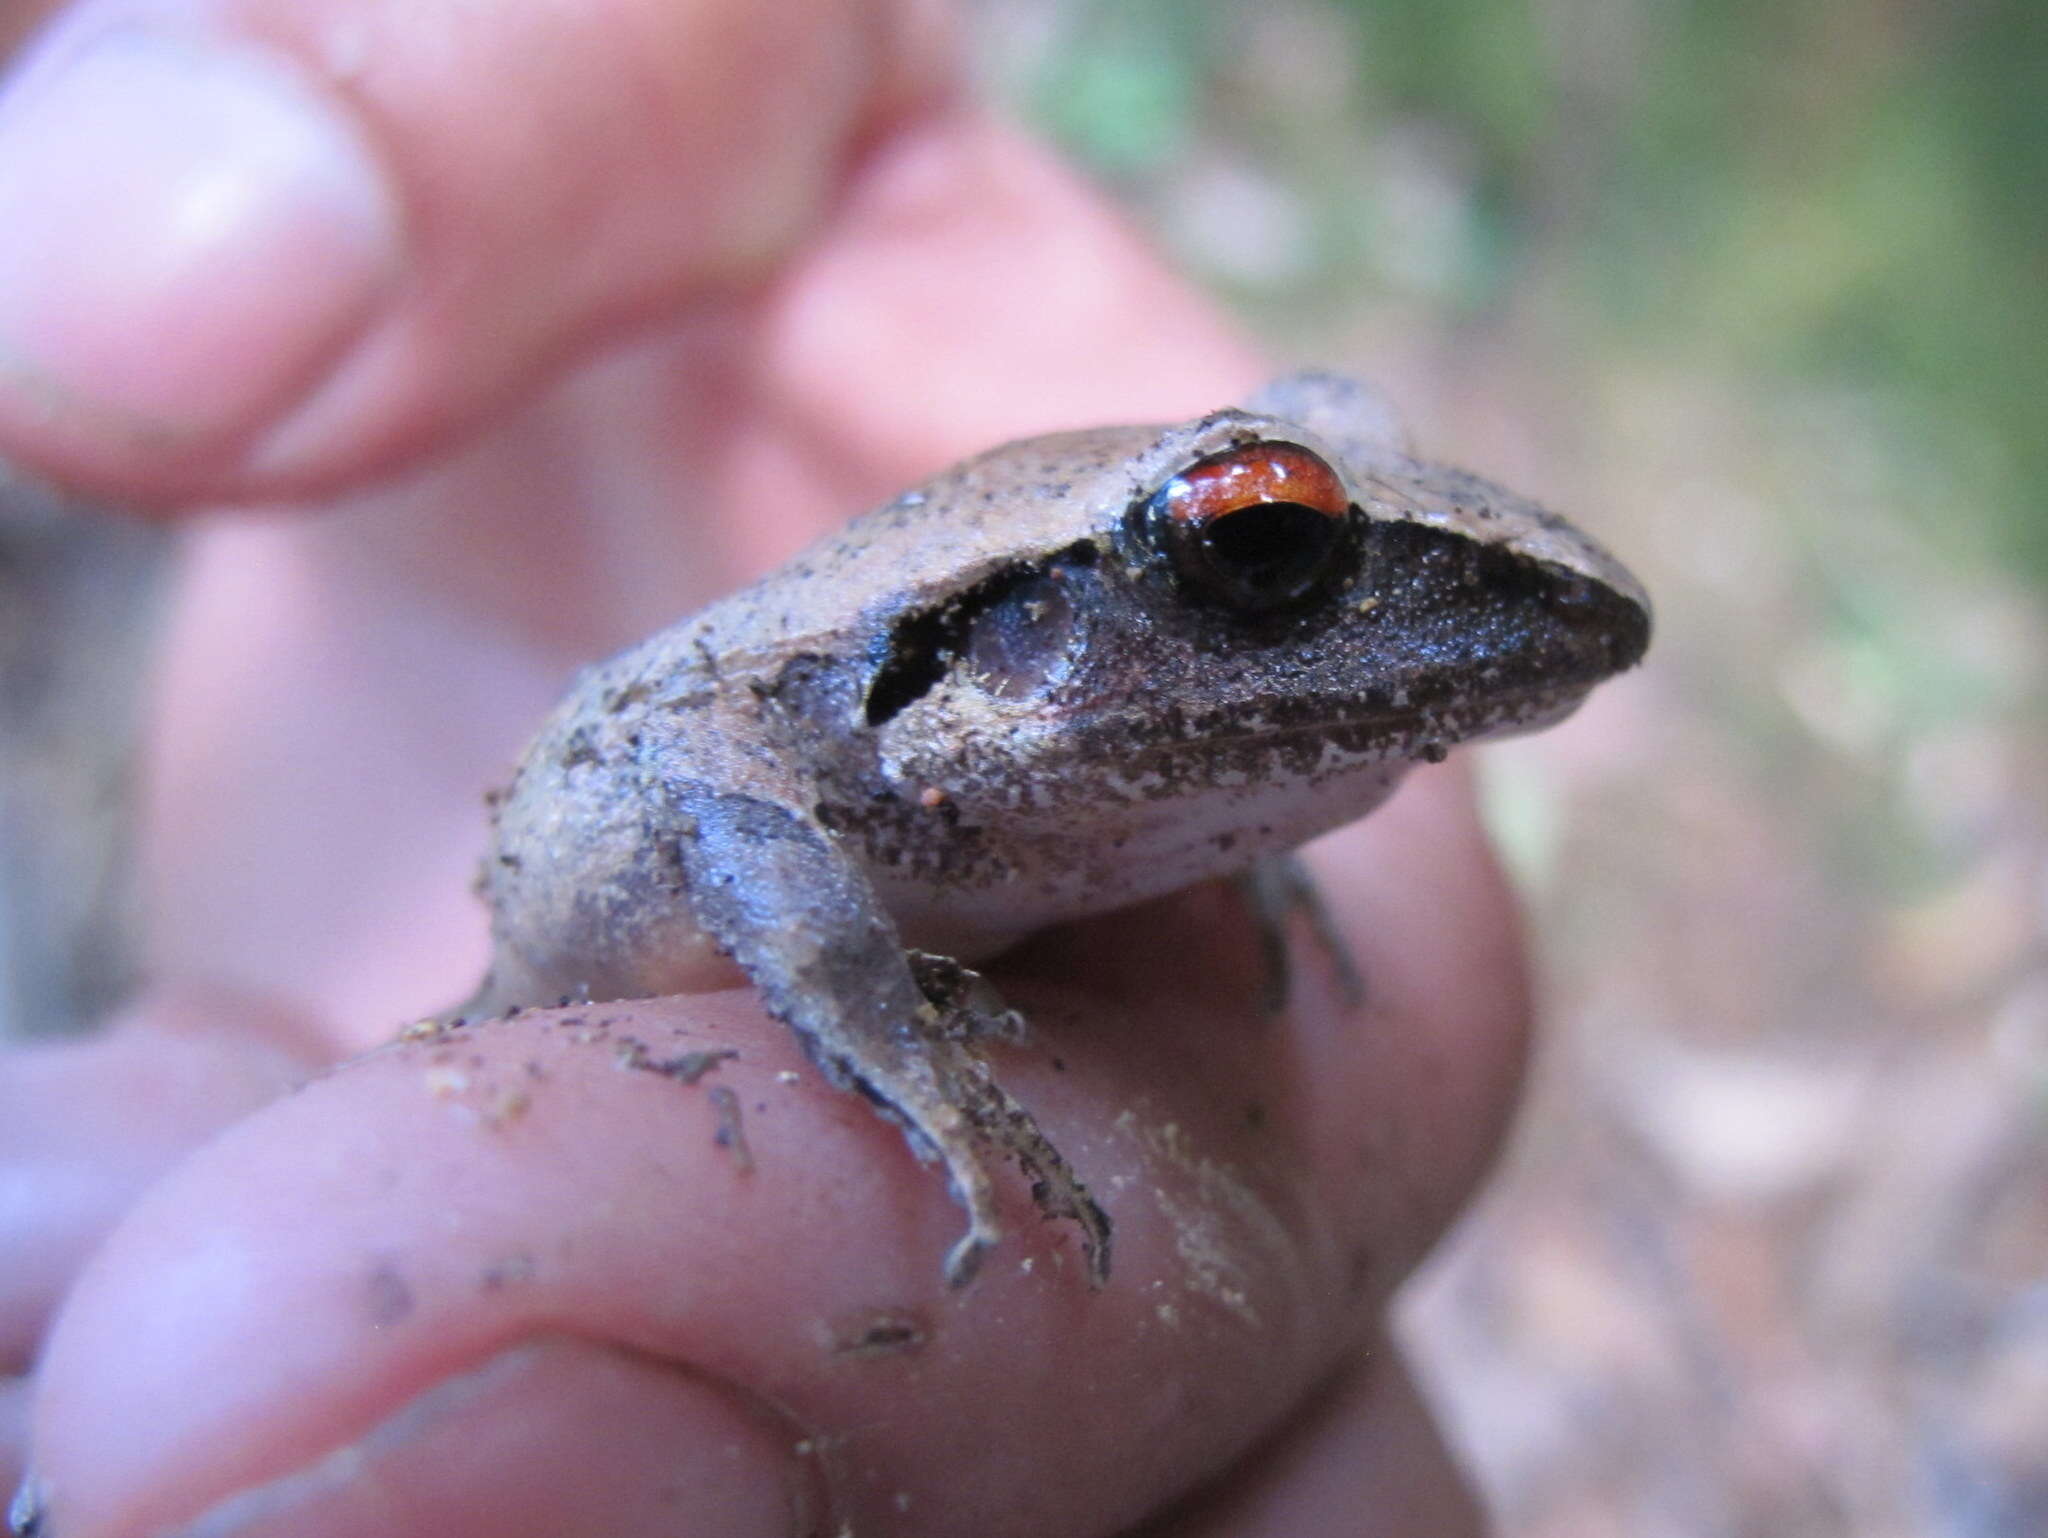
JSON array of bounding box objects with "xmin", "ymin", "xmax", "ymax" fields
[{"xmin": 462, "ymin": 372, "xmax": 1650, "ymax": 1285}]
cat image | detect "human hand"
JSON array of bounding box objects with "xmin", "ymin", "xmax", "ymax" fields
[{"xmin": 1, "ymin": 2, "xmax": 1525, "ymax": 1532}]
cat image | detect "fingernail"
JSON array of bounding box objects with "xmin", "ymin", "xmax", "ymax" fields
[
  {"xmin": 149, "ymin": 1340, "xmax": 817, "ymax": 1538},
  {"xmin": 0, "ymin": 30, "xmax": 399, "ymax": 455}
]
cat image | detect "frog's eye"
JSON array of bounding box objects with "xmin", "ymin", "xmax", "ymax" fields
[{"xmin": 1146, "ymin": 442, "xmax": 1352, "ymax": 612}]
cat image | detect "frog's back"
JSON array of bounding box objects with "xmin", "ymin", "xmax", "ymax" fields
[{"xmin": 691, "ymin": 424, "xmax": 1164, "ymax": 669}]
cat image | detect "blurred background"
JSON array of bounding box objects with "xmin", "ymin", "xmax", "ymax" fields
[
  {"xmin": 1, "ymin": 0, "xmax": 2041, "ymax": 1532},
  {"xmin": 975, "ymin": 1, "xmax": 2046, "ymax": 1534}
]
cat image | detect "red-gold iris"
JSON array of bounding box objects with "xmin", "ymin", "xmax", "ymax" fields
[
  {"xmin": 1149, "ymin": 442, "xmax": 1352, "ymax": 612},
  {"xmin": 1154, "ymin": 442, "xmax": 1350, "ymax": 529}
]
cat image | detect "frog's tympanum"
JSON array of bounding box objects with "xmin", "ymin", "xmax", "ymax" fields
[{"xmin": 465, "ymin": 372, "xmax": 1650, "ymax": 1285}]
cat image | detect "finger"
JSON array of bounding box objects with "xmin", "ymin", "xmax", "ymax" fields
[
  {"xmin": 0, "ymin": 985, "xmax": 318, "ymax": 1372},
  {"xmin": 31, "ymin": 990, "xmax": 1326, "ymax": 1536},
  {"xmin": 20, "ymin": 812, "xmax": 1521, "ymax": 1538},
  {"xmin": 1137, "ymin": 1345, "xmax": 1484, "ymax": 1538},
  {"xmin": 0, "ymin": 0, "xmax": 943, "ymax": 504}
]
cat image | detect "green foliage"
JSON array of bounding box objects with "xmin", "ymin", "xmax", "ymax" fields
[{"xmin": 1020, "ymin": 0, "xmax": 1208, "ymax": 176}]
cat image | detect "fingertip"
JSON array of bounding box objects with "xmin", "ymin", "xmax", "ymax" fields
[
  {"xmin": 0, "ymin": 20, "xmax": 403, "ymax": 505},
  {"xmin": 0, "ymin": 0, "xmax": 931, "ymax": 506}
]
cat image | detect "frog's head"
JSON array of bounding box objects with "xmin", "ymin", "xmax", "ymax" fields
[{"xmin": 858, "ymin": 399, "xmax": 1649, "ymax": 833}]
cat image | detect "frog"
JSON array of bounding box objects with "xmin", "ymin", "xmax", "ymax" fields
[{"xmin": 461, "ymin": 370, "xmax": 1651, "ymax": 1288}]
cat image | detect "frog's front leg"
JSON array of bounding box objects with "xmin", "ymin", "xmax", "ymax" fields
[
  {"xmin": 1238, "ymin": 854, "xmax": 1367, "ymax": 1014},
  {"xmin": 655, "ymin": 719, "xmax": 1110, "ymax": 1287}
]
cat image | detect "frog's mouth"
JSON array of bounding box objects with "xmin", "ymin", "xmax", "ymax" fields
[{"xmin": 1109, "ymin": 676, "xmax": 1600, "ymax": 775}]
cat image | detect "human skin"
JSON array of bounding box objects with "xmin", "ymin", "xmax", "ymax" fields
[{"xmin": 0, "ymin": 2, "xmax": 1529, "ymax": 1534}]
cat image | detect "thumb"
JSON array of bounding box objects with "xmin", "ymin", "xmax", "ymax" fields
[{"xmin": 0, "ymin": 0, "xmax": 945, "ymax": 506}]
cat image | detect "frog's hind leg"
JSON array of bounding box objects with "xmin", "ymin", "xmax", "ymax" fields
[
  {"xmin": 900, "ymin": 952, "xmax": 1109, "ymax": 1284},
  {"xmin": 669, "ymin": 776, "xmax": 1110, "ymax": 1288},
  {"xmin": 849, "ymin": 1020, "xmax": 1110, "ymax": 1288}
]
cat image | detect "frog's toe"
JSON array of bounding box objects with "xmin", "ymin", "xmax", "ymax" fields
[
  {"xmin": 1023, "ymin": 1150, "xmax": 1113, "ymax": 1286},
  {"xmin": 940, "ymin": 1160, "xmax": 1112, "ymax": 1287},
  {"xmin": 942, "ymin": 1217, "xmax": 998, "ymax": 1289},
  {"xmin": 936, "ymin": 1127, "xmax": 1107, "ymax": 1289},
  {"xmin": 890, "ymin": 1034, "xmax": 1111, "ymax": 1287},
  {"xmin": 933, "ymin": 1099, "xmax": 1110, "ymax": 1288},
  {"xmin": 1239, "ymin": 854, "xmax": 1368, "ymax": 1014},
  {"xmin": 907, "ymin": 950, "xmax": 1027, "ymax": 1042},
  {"xmin": 941, "ymin": 1047, "xmax": 1112, "ymax": 1286},
  {"xmin": 923, "ymin": 1119, "xmax": 1006, "ymax": 1288}
]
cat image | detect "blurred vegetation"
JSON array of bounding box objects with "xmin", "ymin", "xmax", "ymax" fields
[{"xmin": 994, "ymin": 0, "xmax": 2046, "ymax": 579}]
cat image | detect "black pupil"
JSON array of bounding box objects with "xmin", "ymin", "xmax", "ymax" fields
[{"xmin": 1197, "ymin": 501, "xmax": 1340, "ymax": 607}]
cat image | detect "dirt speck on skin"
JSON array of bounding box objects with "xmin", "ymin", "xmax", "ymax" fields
[
  {"xmin": 365, "ymin": 1261, "xmax": 415, "ymax": 1327},
  {"xmin": 655, "ymin": 1048, "xmax": 740, "ymax": 1085},
  {"xmin": 481, "ymin": 1084, "xmax": 531, "ymax": 1127},
  {"xmin": 411, "ymin": 1051, "xmax": 549, "ymax": 1133},
  {"xmin": 612, "ymin": 1037, "xmax": 740, "ymax": 1084},
  {"xmin": 818, "ymin": 1308, "xmax": 930, "ymax": 1358},
  {"xmin": 1113, "ymin": 1106, "xmax": 1287, "ymax": 1330},
  {"xmin": 708, "ymin": 1085, "xmax": 754, "ymax": 1173}
]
